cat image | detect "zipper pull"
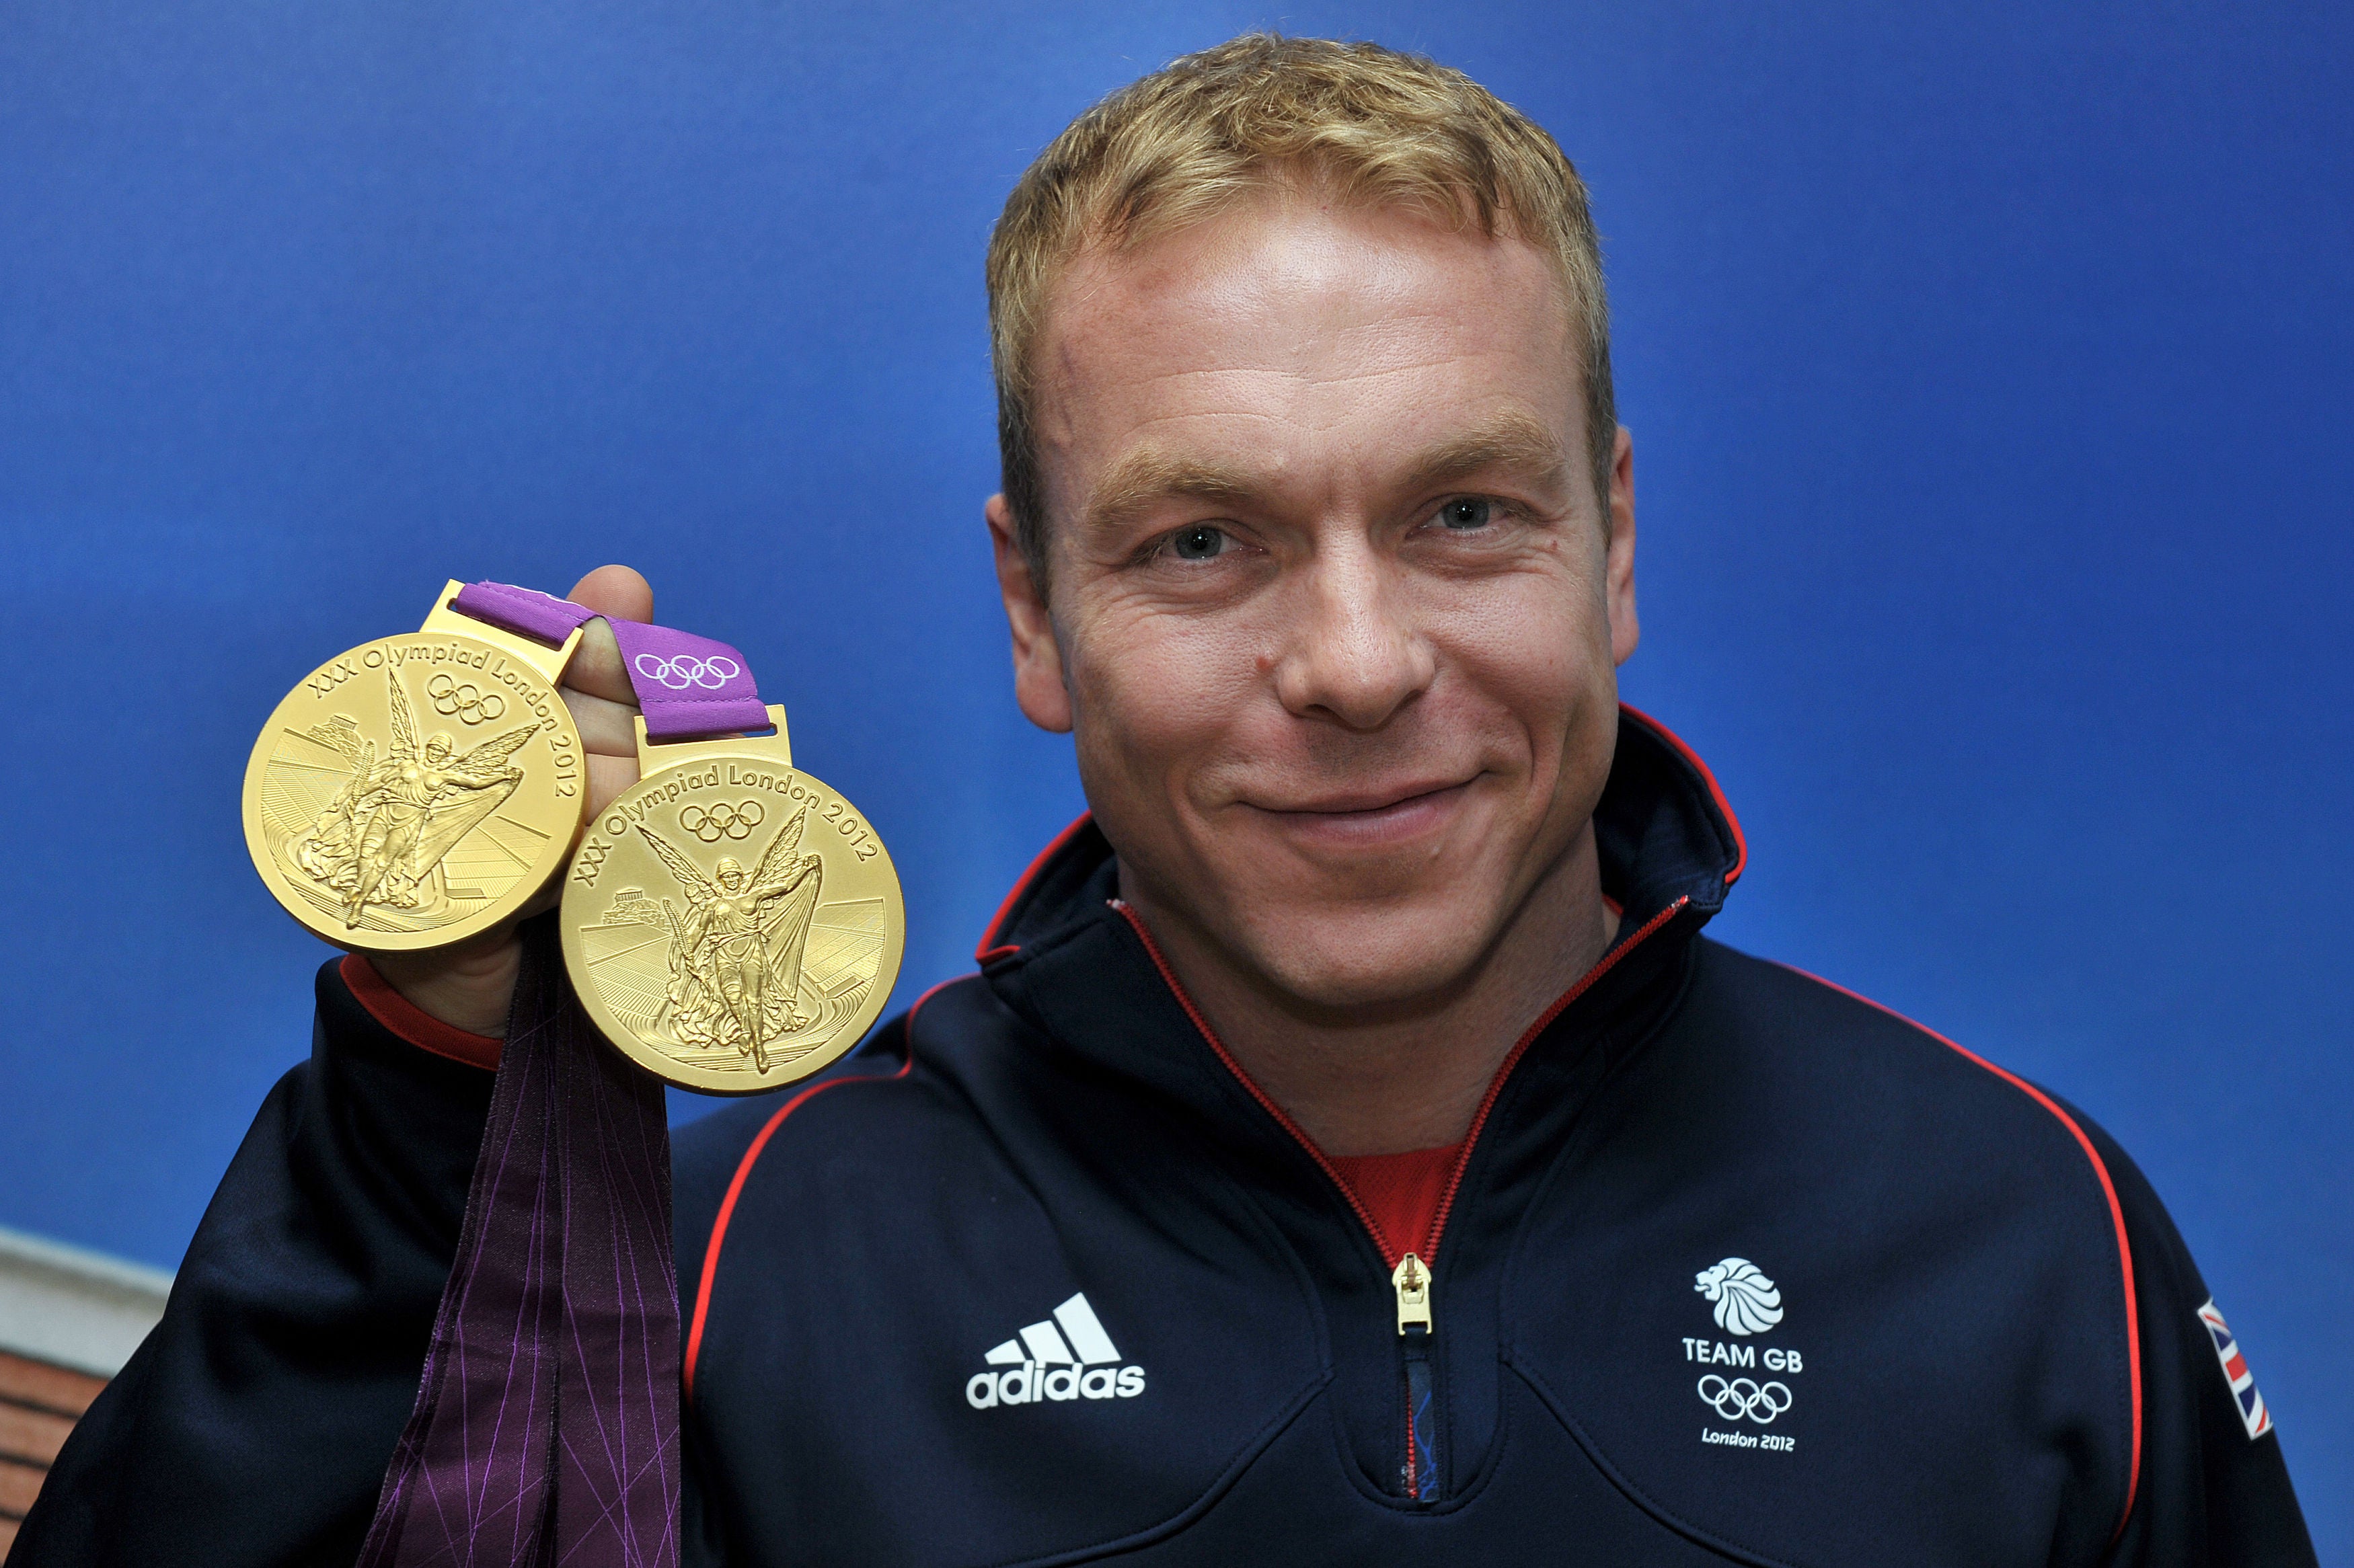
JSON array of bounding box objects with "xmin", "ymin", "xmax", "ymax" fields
[
  {"xmin": 1392, "ymin": 1252, "xmax": 1434, "ymax": 1335},
  {"xmin": 1393, "ymin": 1252, "xmax": 1440, "ymax": 1501}
]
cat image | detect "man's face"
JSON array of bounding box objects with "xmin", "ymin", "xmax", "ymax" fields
[{"xmin": 990, "ymin": 192, "xmax": 1637, "ymax": 1012}]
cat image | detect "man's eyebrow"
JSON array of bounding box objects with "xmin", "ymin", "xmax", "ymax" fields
[
  {"xmin": 1081, "ymin": 450, "xmax": 1261, "ymax": 535},
  {"xmin": 1081, "ymin": 411, "xmax": 1572, "ymax": 535},
  {"xmin": 1398, "ymin": 411, "xmax": 1573, "ymax": 495}
]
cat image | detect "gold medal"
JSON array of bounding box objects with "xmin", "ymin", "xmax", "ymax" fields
[
  {"xmin": 560, "ymin": 707, "xmax": 906, "ymax": 1093},
  {"xmin": 241, "ymin": 582, "xmax": 588, "ymax": 951}
]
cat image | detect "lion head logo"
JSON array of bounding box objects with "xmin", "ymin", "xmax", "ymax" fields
[{"xmin": 1694, "ymin": 1257, "xmax": 1784, "ymax": 1336}]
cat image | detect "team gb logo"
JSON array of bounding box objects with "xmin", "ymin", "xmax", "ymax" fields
[{"xmin": 1695, "ymin": 1258, "xmax": 1784, "ymax": 1336}]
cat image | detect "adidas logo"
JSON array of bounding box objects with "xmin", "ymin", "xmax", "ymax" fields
[{"xmin": 964, "ymin": 1292, "xmax": 1147, "ymax": 1409}]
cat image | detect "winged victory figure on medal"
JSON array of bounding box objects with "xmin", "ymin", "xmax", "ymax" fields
[
  {"xmin": 292, "ymin": 668, "xmax": 543, "ymax": 926},
  {"xmin": 619, "ymin": 808, "xmax": 826, "ymax": 1072}
]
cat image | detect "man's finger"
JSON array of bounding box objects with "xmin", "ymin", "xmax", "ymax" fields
[
  {"xmin": 584, "ymin": 752, "xmax": 641, "ymax": 820},
  {"xmin": 569, "ymin": 564, "xmax": 652, "ymax": 622},
  {"xmin": 557, "ymin": 565, "xmax": 654, "ymax": 705},
  {"xmin": 561, "ymin": 686, "xmax": 644, "ymax": 756}
]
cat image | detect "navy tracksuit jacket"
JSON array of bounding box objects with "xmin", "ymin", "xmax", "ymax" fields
[{"xmin": 15, "ymin": 709, "xmax": 2316, "ymax": 1565}]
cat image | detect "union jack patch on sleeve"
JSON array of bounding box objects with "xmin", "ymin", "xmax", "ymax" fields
[{"xmin": 2197, "ymin": 1297, "xmax": 2273, "ymax": 1440}]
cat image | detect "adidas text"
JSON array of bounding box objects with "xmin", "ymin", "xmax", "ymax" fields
[{"xmin": 964, "ymin": 1291, "xmax": 1147, "ymax": 1409}]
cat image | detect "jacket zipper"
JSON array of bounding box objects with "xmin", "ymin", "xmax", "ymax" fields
[
  {"xmin": 1393, "ymin": 1252, "xmax": 1438, "ymax": 1499},
  {"xmin": 1113, "ymin": 896, "xmax": 1687, "ymax": 1505}
]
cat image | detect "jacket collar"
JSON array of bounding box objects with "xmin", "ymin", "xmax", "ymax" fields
[{"xmin": 970, "ymin": 705, "xmax": 1745, "ymax": 1206}]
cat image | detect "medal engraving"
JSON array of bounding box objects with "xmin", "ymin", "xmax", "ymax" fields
[
  {"xmin": 562, "ymin": 712, "xmax": 905, "ymax": 1093},
  {"xmin": 243, "ymin": 586, "xmax": 588, "ymax": 951},
  {"xmin": 287, "ymin": 669, "xmax": 543, "ymax": 925}
]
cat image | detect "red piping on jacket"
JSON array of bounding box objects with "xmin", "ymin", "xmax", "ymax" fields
[
  {"xmin": 338, "ymin": 953, "xmax": 504, "ymax": 1072},
  {"xmin": 682, "ymin": 979, "xmax": 950, "ymax": 1399},
  {"xmin": 1422, "ymin": 897, "xmax": 1687, "ymax": 1261},
  {"xmin": 975, "ymin": 813, "xmax": 1094, "ymax": 964},
  {"xmin": 1618, "ymin": 701, "xmax": 1747, "ymax": 886},
  {"xmin": 1111, "ymin": 902, "xmax": 1385, "ymax": 1251},
  {"xmin": 1115, "ymin": 896, "xmax": 1688, "ymax": 1268},
  {"xmin": 1780, "ymin": 964, "xmax": 2143, "ymax": 1542}
]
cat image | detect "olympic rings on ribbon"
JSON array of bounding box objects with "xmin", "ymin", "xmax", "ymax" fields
[
  {"xmin": 426, "ymin": 671, "xmax": 506, "ymax": 725},
  {"xmin": 633, "ymin": 652, "xmax": 743, "ymax": 691},
  {"xmin": 680, "ymin": 799, "xmax": 765, "ymax": 842},
  {"xmin": 1696, "ymin": 1376, "xmax": 1792, "ymax": 1424}
]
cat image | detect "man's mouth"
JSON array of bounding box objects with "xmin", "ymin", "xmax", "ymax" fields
[{"xmin": 1241, "ymin": 778, "xmax": 1478, "ymax": 847}]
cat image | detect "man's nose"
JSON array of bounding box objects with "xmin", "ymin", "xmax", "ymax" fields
[{"xmin": 1269, "ymin": 543, "xmax": 1436, "ymax": 730}]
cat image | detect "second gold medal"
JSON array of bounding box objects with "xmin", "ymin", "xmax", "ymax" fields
[{"xmin": 561, "ymin": 707, "xmax": 906, "ymax": 1093}]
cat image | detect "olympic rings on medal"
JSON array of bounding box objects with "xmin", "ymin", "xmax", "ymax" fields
[
  {"xmin": 679, "ymin": 799, "xmax": 765, "ymax": 842},
  {"xmin": 634, "ymin": 652, "xmax": 743, "ymax": 691},
  {"xmin": 1697, "ymin": 1376, "xmax": 1792, "ymax": 1424},
  {"xmin": 426, "ymin": 671, "xmax": 506, "ymax": 725}
]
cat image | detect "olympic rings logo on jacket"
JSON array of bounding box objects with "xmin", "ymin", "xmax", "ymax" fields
[{"xmin": 1698, "ymin": 1375, "xmax": 1793, "ymax": 1424}]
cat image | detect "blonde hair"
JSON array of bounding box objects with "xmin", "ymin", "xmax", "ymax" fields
[{"xmin": 986, "ymin": 33, "xmax": 1613, "ymax": 586}]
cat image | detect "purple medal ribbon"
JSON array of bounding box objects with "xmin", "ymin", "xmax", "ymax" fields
[
  {"xmin": 451, "ymin": 579, "xmax": 770, "ymax": 740},
  {"xmin": 357, "ymin": 918, "xmax": 679, "ymax": 1568},
  {"xmin": 358, "ymin": 580, "xmax": 763, "ymax": 1568}
]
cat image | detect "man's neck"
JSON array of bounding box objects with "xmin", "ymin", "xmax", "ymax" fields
[{"xmin": 1125, "ymin": 823, "xmax": 1618, "ymax": 1159}]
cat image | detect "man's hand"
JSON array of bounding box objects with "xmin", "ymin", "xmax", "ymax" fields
[{"xmin": 369, "ymin": 565, "xmax": 652, "ymax": 1036}]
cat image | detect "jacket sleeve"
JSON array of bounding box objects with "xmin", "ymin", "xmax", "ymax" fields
[
  {"xmin": 9, "ymin": 957, "xmax": 497, "ymax": 1567},
  {"xmin": 2069, "ymin": 1107, "xmax": 2318, "ymax": 1568}
]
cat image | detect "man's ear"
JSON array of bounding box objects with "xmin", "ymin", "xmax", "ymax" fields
[
  {"xmin": 986, "ymin": 494, "xmax": 1075, "ymax": 733},
  {"xmin": 1605, "ymin": 425, "xmax": 1639, "ymax": 668}
]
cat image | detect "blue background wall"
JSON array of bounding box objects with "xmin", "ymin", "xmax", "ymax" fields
[{"xmin": 2, "ymin": 0, "xmax": 2345, "ymax": 1544}]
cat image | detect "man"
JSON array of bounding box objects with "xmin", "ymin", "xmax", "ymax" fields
[{"xmin": 17, "ymin": 34, "xmax": 2314, "ymax": 1566}]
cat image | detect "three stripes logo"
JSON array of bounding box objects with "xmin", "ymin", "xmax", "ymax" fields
[
  {"xmin": 964, "ymin": 1292, "xmax": 1146, "ymax": 1409},
  {"xmin": 2197, "ymin": 1297, "xmax": 2273, "ymax": 1440}
]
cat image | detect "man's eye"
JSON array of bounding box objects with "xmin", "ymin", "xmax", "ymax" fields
[
  {"xmin": 1436, "ymin": 497, "xmax": 1493, "ymax": 530},
  {"xmin": 1169, "ymin": 524, "xmax": 1228, "ymax": 561}
]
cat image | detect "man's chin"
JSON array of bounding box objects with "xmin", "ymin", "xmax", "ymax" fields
[{"xmin": 1236, "ymin": 914, "xmax": 1505, "ymax": 1019}]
